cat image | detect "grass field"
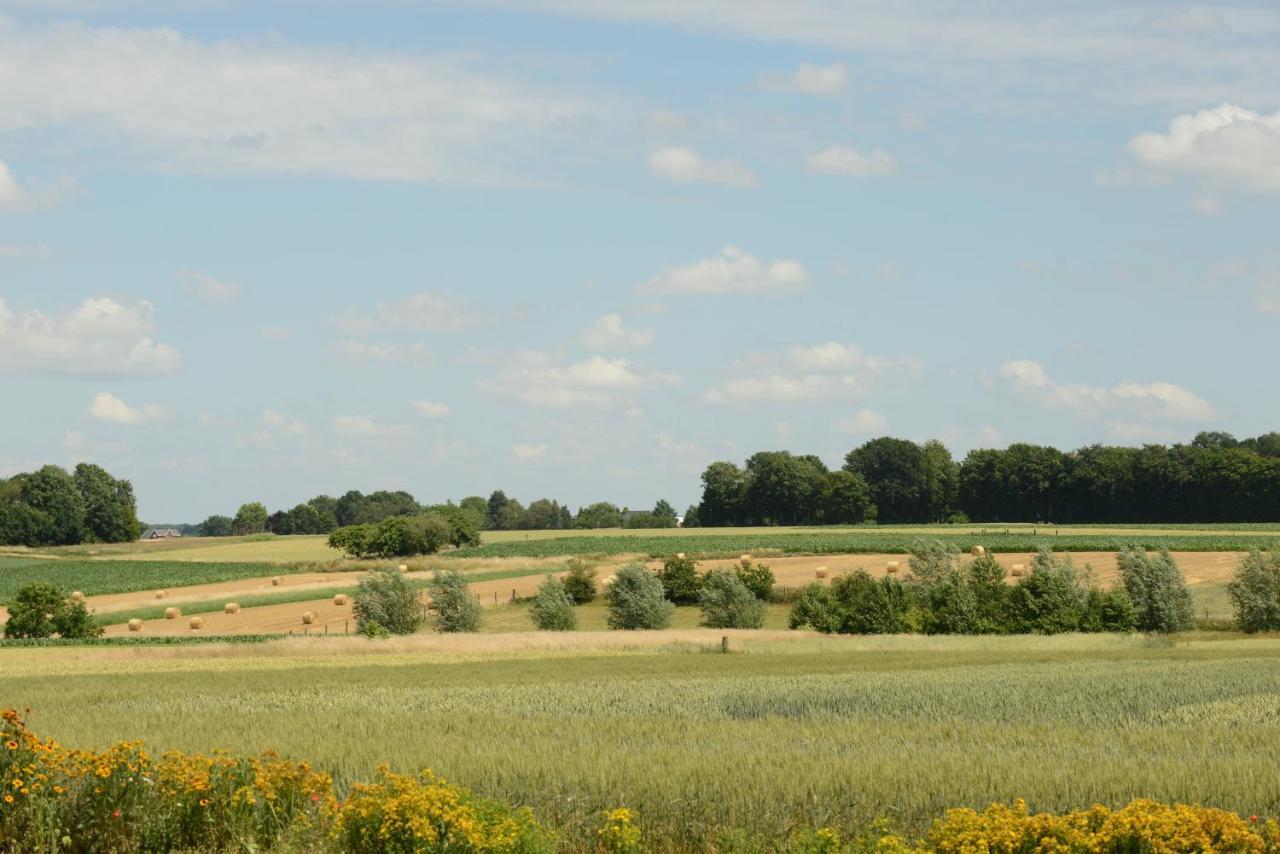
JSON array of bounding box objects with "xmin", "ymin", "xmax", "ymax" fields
[{"xmin": 3, "ymin": 633, "xmax": 1277, "ymax": 849}]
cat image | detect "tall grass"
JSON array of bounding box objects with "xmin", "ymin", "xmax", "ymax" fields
[{"xmin": 2, "ymin": 635, "xmax": 1277, "ymax": 849}]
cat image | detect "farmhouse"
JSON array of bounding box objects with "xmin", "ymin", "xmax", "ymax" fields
[{"xmin": 141, "ymin": 527, "xmax": 183, "ymax": 540}]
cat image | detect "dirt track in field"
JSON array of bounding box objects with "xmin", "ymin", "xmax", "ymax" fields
[{"xmin": 95, "ymin": 551, "xmax": 1247, "ymax": 637}]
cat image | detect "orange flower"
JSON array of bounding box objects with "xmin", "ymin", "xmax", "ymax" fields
[{"xmin": 4, "ymin": 741, "xmax": 16, "ymax": 751}]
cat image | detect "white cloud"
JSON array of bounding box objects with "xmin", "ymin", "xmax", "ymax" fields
[
  {"xmin": 579, "ymin": 313, "xmax": 655, "ymax": 351},
  {"xmin": 647, "ymin": 146, "xmax": 756, "ymax": 187},
  {"xmin": 331, "ymin": 291, "xmax": 516, "ymax": 336},
  {"xmin": 61, "ymin": 430, "xmax": 86, "ymax": 451},
  {"xmin": 251, "ymin": 409, "xmax": 310, "ymax": 445},
  {"xmin": 0, "ymin": 242, "xmax": 50, "ymax": 258},
  {"xmin": 512, "ymin": 443, "xmax": 549, "ymax": 463},
  {"xmin": 412, "ymin": 400, "xmax": 453, "ymax": 418},
  {"xmin": 1129, "ymin": 104, "xmax": 1280, "ymax": 190},
  {"xmin": 178, "ymin": 270, "xmax": 240, "ymax": 303},
  {"xmin": 88, "ymin": 392, "xmax": 170, "ymax": 425},
  {"xmin": 0, "ymin": 20, "xmax": 599, "ymax": 186},
  {"xmin": 806, "ymin": 145, "xmax": 896, "ymax": 177},
  {"xmin": 705, "ymin": 342, "xmax": 919, "ymax": 404},
  {"xmin": 898, "ymin": 108, "xmax": 926, "ymax": 131},
  {"xmin": 636, "ymin": 245, "xmax": 810, "ymax": 296},
  {"xmin": 838, "ymin": 409, "xmax": 888, "ymax": 435},
  {"xmin": 999, "ymin": 359, "xmax": 1213, "ymax": 420},
  {"xmin": 333, "ymin": 415, "xmax": 411, "ymax": 439},
  {"xmin": 0, "ymin": 296, "xmax": 181, "ymax": 377},
  {"xmin": 760, "ymin": 62, "xmax": 847, "ymax": 94},
  {"xmin": 1191, "ymin": 194, "xmax": 1223, "ymax": 216},
  {"xmin": 0, "ymin": 160, "xmax": 74, "ymax": 213},
  {"xmin": 478, "ymin": 350, "xmax": 680, "ymax": 408},
  {"xmin": 331, "ymin": 339, "xmax": 436, "ymax": 368},
  {"xmin": 499, "ymin": 2, "xmax": 1280, "ymax": 108}
]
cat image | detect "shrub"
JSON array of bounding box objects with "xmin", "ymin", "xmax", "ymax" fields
[
  {"xmin": 334, "ymin": 767, "xmax": 550, "ymax": 854},
  {"xmin": 429, "ymin": 570, "xmax": 483, "ymax": 633},
  {"xmin": 529, "ymin": 575, "xmax": 577, "ymax": 631},
  {"xmin": 1081, "ymin": 587, "xmax": 1137, "ymax": 633},
  {"xmin": 907, "ymin": 539, "xmax": 959, "ymax": 588},
  {"xmin": 561, "ymin": 559, "xmax": 598, "ymax": 604},
  {"xmin": 830, "ymin": 570, "xmax": 915, "ymax": 634},
  {"xmin": 352, "ymin": 567, "xmax": 423, "ymax": 635},
  {"xmin": 657, "ymin": 554, "xmax": 701, "ymax": 604},
  {"xmin": 967, "ymin": 554, "xmax": 1011, "ymax": 634},
  {"xmin": 1227, "ymin": 549, "xmax": 1280, "ymax": 633},
  {"xmin": 1118, "ymin": 547, "xmax": 1194, "ymax": 633},
  {"xmin": 329, "ymin": 512, "xmax": 454, "ymax": 559},
  {"xmin": 597, "ymin": 808, "xmax": 642, "ymax": 854},
  {"xmin": 699, "ymin": 569, "xmax": 766, "ymax": 629},
  {"xmin": 918, "ymin": 567, "xmax": 979, "ymax": 635},
  {"xmin": 788, "ymin": 583, "xmax": 840, "ymax": 633},
  {"xmin": 1009, "ymin": 549, "xmax": 1084, "ymax": 634},
  {"xmin": 735, "ymin": 558, "xmax": 775, "ymax": 601},
  {"xmin": 606, "ymin": 563, "xmax": 673, "ymax": 630},
  {"xmin": 2, "ymin": 583, "xmax": 102, "ymax": 639}
]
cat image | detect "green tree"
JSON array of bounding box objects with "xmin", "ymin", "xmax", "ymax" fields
[
  {"xmin": 574, "ymin": 502, "xmax": 622, "ymax": 529},
  {"xmin": 734, "ymin": 558, "xmax": 775, "ymax": 601},
  {"xmin": 698, "ymin": 569, "xmax": 766, "ymax": 629},
  {"xmin": 1227, "ymin": 550, "xmax": 1280, "ymax": 633},
  {"xmin": 3, "ymin": 583, "xmax": 103, "ymax": 639},
  {"xmin": 19, "ymin": 466, "xmax": 87, "ymax": 545},
  {"xmin": 696, "ymin": 461, "xmax": 748, "ymax": 526},
  {"xmin": 843, "ymin": 438, "xmax": 934, "ymax": 524},
  {"xmin": 743, "ymin": 451, "xmax": 826, "ymax": 525},
  {"xmin": 682, "ymin": 505, "xmax": 700, "ymax": 527},
  {"xmin": 652, "ymin": 499, "xmax": 678, "ymax": 521},
  {"xmin": 1117, "ymin": 547, "xmax": 1194, "ymax": 633},
  {"xmin": 429, "ymin": 570, "xmax": 483, "ymax": 633},
  {"xmin": 817, "ymin": 470, "xmax": 873, "ymax": 524},
  {"xmin": 967, "ymin": 554, "xmax": 1011, "ymax": 633},
  {"xmin": 73, "ymin": 463, "xmax": 140, "ymax": 543},
  {"xmin": 199, "ymin": 514, "xmax": 234, "ymax": 537},
  {"xmin": 353, "ymin": 567, "xmax": 423, "ymax": 635},
  {"xmin": 459, "ymin": 496, "xmax": 490, "ymax": 528},
  {"xmin": 829, "ymin": 571, "xmax": 914, "ymax": 634},
  {"xmin": 232, "ymin": 502, "xmax": 269, "ymax": 535},
  {"xmin": 529, "ymin": 575, "xmax": 577, "ymax": 631},
  {"xmin": 486, "ymin": 490, "xmax": 511, "ymax": 529},
  {"xmin": 606, "ymin": 563, "xmax": 674, "ymax": 630}
]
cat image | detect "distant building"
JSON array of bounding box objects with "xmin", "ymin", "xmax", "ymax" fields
[{"xmin": 141, "ymin": 527, "xmax": 183, "ymax": 540}]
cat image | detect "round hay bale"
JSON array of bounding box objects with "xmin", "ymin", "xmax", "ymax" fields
[
  {"xmin": 302, "ymin": 611, "xmax": 316, "ymax": 625},
  {"xmin": 815, "ymin": 567, "xmax": 828, "ymax": 579},
  {"xmin": 398, "ymin": 564, "xmax": 408, "ymax": 572},
  {"xmin": 188, "ymin": 616, "xmax": 205, "ymax": 630},
  {"xmin": 333, "ymin": 594, "xmax": 349, "ymax": 606},
  {"xmin": 224, "ymin": 602, "xmax": 240, "ymax": 614},
  {"xmin": 886, "ymin": 561, "xmax": 900, "ymax": 575},
  {"xmin": 154, "ymin": 590, "xmax": 168, "ymax": 599},
  {"xmin": 70, "ymin": 591, "xmax": 84, "ymax": 603},
  {"xmin": 971, "ymin": 545, "xmax": 986, "ymax": 557},
  {"xmin": 1011, "ymin": 563, "xmax": 1025, "ymax": 578},
  {"xmin": 271, "ymin": 576, "xmax": 281, "ymax": 586},
  {"xmin": 675, "ymin": 552, "xmax": 686, "ymax": 559},
  {"xmin": 739, "ymin": 554, "xmax": 752, "ymax": 562},
  {"xmin": 127, "ymin": 619, "xmax": 143, "ymax": 633},
  {"xmin": 164, "ymin": 607, "xmax": 181, "ymax": 620}
]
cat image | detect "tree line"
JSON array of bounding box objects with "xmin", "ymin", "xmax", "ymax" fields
[
  {"xmin": 0, "ymin": 464, "xmax": 141, "ymax": 547},
  {"xmin": 692, "ymin": 431, "xmax": 1280, "ymax": 526},
  {"xmin": 200, "ymin": 489, "xmax": 683, "ymax": 539}
]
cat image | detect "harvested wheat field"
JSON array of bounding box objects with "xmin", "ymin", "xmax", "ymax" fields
[{"xmin": 680, "ymin": 551, "xmax": 1244, "ymax": 588}]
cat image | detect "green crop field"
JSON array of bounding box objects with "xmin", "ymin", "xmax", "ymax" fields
[
  {"xmin": 3, "ymin": 633, "xmax": 1278, "ymax": 849},
  {"xmin": 0, "ymin": 560, "xmax": 320, "ymax": 601}
]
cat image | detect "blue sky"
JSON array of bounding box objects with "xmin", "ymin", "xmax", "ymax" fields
[{"xmin": 1, "ymin": 1, "xmax": 1278, "ymax": 521}]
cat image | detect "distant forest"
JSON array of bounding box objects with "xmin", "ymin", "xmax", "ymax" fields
[{"xmin": 693, "ymin": 431, "xmax": 1280, "ymax": 527}]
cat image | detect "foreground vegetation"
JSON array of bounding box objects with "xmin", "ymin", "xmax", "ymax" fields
[{"xmin": 3, "ymin": 634, "xmax": 1278, "ymax": 849}]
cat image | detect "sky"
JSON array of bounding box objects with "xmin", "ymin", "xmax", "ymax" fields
[{"xmin": 1, "ymin": 1, "xmax": 1278, "ymax": 522}]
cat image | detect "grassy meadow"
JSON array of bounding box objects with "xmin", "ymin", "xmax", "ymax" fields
[{"xmin": 3, "ymin": 633, "xmax": 1279, "ymax": 849}]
